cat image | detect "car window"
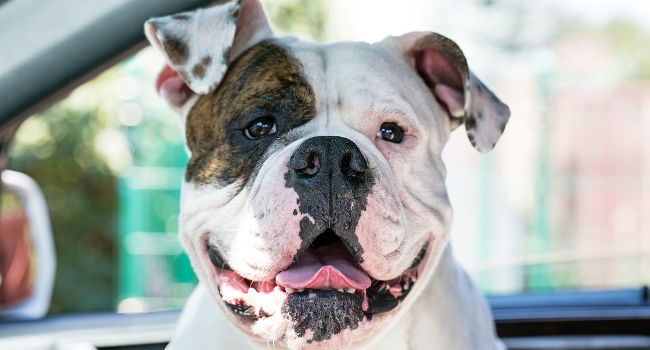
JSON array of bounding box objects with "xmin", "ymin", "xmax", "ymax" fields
[
  {"xmin": 7, "ymin": 49, "xmax": 190, "ymax": 313},
  {"xmin": 4, "ymin": 0, "xmax": 650, "ymax": 316}
]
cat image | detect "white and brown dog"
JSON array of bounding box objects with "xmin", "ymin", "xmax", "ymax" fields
[{"xmin": 144, "ymin": 0, "xmax": 510, "ymax": 349}]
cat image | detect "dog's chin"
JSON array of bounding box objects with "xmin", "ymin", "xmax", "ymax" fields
[{"xmin": 204, "ymin": 231, "xmax": 429, "ymax": 348}]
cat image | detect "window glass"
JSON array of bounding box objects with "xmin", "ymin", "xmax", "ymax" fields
[
  {"xmin": 6, "ymin": 0, "xmax": 650, "ymax": 314},
  {"xmin": 320, "ymin": 0, "xmax": 650, "ymax": 295},
  {"xmin": 8, "ymin": 49, "xmax": 191, "ymax": 313}
]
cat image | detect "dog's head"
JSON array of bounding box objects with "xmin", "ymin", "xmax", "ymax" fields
[{"xmin": 145, "ymin": 1, "xmax": 509, "ymax": 348}]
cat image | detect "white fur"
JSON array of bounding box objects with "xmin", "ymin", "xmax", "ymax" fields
[
  {"xmin": 167, "ymin": 39, "xmax": 505, "ymax": 350},
  {"xmin": 143, "ymin": 1, "xmax": 509, "ymax": 349}
]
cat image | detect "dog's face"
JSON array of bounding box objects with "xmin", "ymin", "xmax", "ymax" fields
[{"xmin": 145, "ymin": 1, "xmax": 509, "ymax": 349}]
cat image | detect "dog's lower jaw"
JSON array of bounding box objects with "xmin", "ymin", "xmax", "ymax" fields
[
  {"xmin": 204, "ymin": 240, "xmax": 425, "ymax": 349},
  {"xmin": 168, "ymin": 245, "xmax": 503, "ymax": 350}
]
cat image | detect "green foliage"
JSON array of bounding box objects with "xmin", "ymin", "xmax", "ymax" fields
[
  {"xmin": 8, "ymin": 104, "xmax": 117, "ymax": 314},
  {"xmin": 604, "ymin": 20, "xmax": 650, "ymax": 81},
  {"xmin": 1, "ymin": 192, "xmax": 21, "ymax": 211},
  {"xmin": 263, "ymin": 0, "xmax": 328, "ymax": 41}
]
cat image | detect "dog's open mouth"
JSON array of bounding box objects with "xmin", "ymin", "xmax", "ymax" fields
[{"xmin": 207, "ymin": 230, "xmax": 428, "ymax": 326}]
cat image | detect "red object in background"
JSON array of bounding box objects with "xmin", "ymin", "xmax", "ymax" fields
[{"xmin": 0, "ymin": 210, "xmax": 32, "ymax": 309}]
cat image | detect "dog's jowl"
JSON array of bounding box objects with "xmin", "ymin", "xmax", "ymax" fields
[{"xmin": 145, "ymin": 0, "xmax": 510, "ymax": 349}]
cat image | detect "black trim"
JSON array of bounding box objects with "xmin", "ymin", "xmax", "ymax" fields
[
  {"xmin": 100, "ymin": 345, "xmax": 167, "ymax": 350},
  {"xmin": 498, "ymin": 317, "xmax": 650, "ymax": 338},
  {"xmin": 491, "ymin": 287, "xmax": 650, "ymax": 337}
]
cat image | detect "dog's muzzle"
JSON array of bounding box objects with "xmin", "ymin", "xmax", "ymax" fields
[{"xmin": 205, "ymin": 135, "xmax": 429, "ymax": 342}]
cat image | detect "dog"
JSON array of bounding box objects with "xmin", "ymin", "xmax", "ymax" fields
[{"xmin": 144, "ymin": 0, "xmax": 510, "ymax": 349}]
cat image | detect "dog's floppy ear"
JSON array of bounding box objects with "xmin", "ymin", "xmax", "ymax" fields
[
  {"xmin": 398, "ymin": 32, "xmax": 510, "ymax": 152},
  {"xmin": 144, "ymin": 0, "xmax": 272, "ymax": 110}
]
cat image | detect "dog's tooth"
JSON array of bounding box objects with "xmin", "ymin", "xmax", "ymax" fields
[
  {"xmin": 297, "ymin": 288, "xmax": 304, "ymax": 292},
  {"xmin": 345, "ymin": 288, "xmax": 355, "ymax": 294},
  {"xmin": 248, "ymin": 287, "xmax": 257, "ymax": 294},
  {"xmin": 337, "ymin": 288, "xmax": 344, "ymax": 293},
  {"xmin": 285, "ymin": 287, "xmax": 294, "ymax": 293}
]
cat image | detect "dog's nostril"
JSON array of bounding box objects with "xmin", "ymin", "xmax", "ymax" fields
[
  {"xmin": 289, "ymin": 150, "xmax": 320, "ymax": 176},
  {"xmin": 341, "ymin": 152, "xmax": 367, "ymax": 178},
  {"xmin": 302, "ymin": 152, "xmax": 320, "ymax": 176}
]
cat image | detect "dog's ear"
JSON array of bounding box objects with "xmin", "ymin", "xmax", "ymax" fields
[
  {"xmin": 144, "ymin": 0, "xmax": 272, "ymax": 111},
  {"xmin": 397, "ymin": 32, "xmax": 510, "ymax": 153}
]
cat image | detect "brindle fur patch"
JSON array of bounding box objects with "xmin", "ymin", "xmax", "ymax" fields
[
  {"xmin": 162, "ymin": 35, "xmax": 189, "ymax": 65},
  {"xmin": 185, "ymin": 40, "xmax": 316, "ymax": 186},
  {"xmin": 172, "ymin": 14, "xmax": 190, "ymax": 20},
  {"xmin": 192, "ymin": 63, "xmax": 206, "ymax": 79},
  {"xmin": 191, "ymin": 56, "xmax": 212, "ymax": 79}
]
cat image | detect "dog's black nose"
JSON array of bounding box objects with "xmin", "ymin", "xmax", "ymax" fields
[
  {"xmin": 286, "ymin": 136, "xmax": 373, "ymax": 263},
  {"xmin": 289, "ymin": 136, "xmax": 369, "ymax": 180}
]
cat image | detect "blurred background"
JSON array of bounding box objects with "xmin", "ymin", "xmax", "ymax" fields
[{"xmin": 4, "ymin": 0, "xmax": 649, "ymax": 314}]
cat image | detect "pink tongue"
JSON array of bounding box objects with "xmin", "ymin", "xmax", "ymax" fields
[{"xmin": 275, "ymin": 244, "xmax": 371, "ymax": 290}]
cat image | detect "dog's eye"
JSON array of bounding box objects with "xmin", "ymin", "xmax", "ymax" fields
[
  {"xmin": 244, "ymin": 116, "xmax": 277, "ymax": 139},
  {"xmin": 379, "ymin": 122, "xmax": 404, "ymax": 143}
]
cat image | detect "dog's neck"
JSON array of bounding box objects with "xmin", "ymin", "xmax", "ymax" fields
[{"xmin": 169, "ymin": 245, "xmax": 501, "ymax": 350}]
